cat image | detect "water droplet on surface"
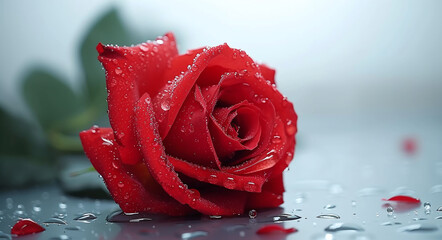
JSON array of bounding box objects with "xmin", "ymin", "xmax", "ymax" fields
[
  {"xmin": 381, "ymin": 221, "xmax": 402, "ymax": 226},
  {"xmin": 129, "ymin": 217, "xmax": 152, "ymax": 223},
  {"xmin": 139, "ymin": 45, "xmax": 148, "ymax": 52},
  {"xmin": 161, "ymin": 99, "xmax": 171, "ymax": 111},
  {"xmin": 412, "ymin": 217, "xmax": 427, "ymax": 221},
  {"xmin": 324, "ymin": 204, "xmax": 336, "ymax": 210},
  {"xmin": 207, "ymin": 174, "xmax": 218, "ymax": 184},
  {"xmin": 209, "ymin": 215, "xmax": 222, "ymax": 219},
  {"xmin": 117, "ymin": 182, "xmax": 124, "ymax": 188},
  {"xmin": 352, "ymin": 200, "xmax": 357, "ymax": 207},
  {"xmin": 244, "ymin": 182, "xmax": 258, "ymax": 192},
  {"xmin": 273, "ymin": 214, "xmax": 301, "ymax": 222},
  {"xmin": 387, "ymin": 206, "xmax": 394, "ymax": 216},
  {"xmin": 285, "ymin": 120, "xmax": 296, "ymax": 135},
  {"xmin": 65, "ymin": 226, "xmax": 82, "ymax": 231},
  {"xmin": 43, "ymin": 217, "xmax": 67, "ymax": 225},
  {"xmin": 224, "ymin": 177, "xmax": 236, "ymax": 189},
  {"xmin": 324, "ymin": 223, "xmax": 364, "ymax": 232},
  {"xmin": 424, "ymin": 202, "xmax": 431, "ymax": 210},
  {"xmin": 49, "ymin": 235, "xmax": 71, "ymax": 240},
  {"xmin": 181, "ymin": 231, "xmax": 208, "ymax": 240},
  {"xmin": 435, "ymin": 216, "xmax": 442, "ymax": 219},
  {"xmin": 436, "ymin": 206, "xmax": 442, "ymax": 211},
  {"xmin": 317, "ymin": 214, "xmax": 340, "ymax": 219},
  {"xmin": 272, "ymin": 135, "xmax": 281, "ymax": 144},
  {"xmin": 59, "ymin": 203, "xmax": 67, "ymax": 210},
  {"xmin": 248, "ymin": 209, "xmax": 257, "ymax": 219},
  {"xmin": 74, "ymin": 213, "xmax": 97, "ymax": 222},
  {"xmin": 397, "ymin": 223, "xmax": 438, "ymax": 232},
  {"xmin": 114, "ymin": 68, "xmax": 122, "ymax": 75}
]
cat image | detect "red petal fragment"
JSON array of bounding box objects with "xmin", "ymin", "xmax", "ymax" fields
[
  {"xmin": 256, "ymin": 224, "xmax": 297, "ymax": 235},
  {"xmin": 98, "ymin": 33, "xmax": 178, "ymax": 165},
  {"xmin": 135, "ymin": 93, "xmax": 247, "ymax": 215},
  {"xmin": 169, "ymin": 156, "xmax": 266, "ymax": 192},
  {"xmin": 79, "ymin": 127, "xmax": 194, "ymax": 216},
  {"xmin": 382, "ymin": 195, "xmax": 421, "ymax": 203},
  {"xmin": 11, "ymin": 218, "xmax": 45, "ymax": 236}
]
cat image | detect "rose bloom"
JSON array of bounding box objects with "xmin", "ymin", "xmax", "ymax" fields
[{"xmin": 80, "ymin": 33, "xmax": 297, "ymax": 216}]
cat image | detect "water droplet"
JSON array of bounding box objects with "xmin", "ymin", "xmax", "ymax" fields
[
  {"xmin": 181, "ymin": 231, "xmax": 208, "ymax": 240},
  {"xmin": 387, "ymin": 206, "xmax": 394, "ymax": 216},
  {"xmin": 249, "ymin": 209, "xmax": 257, "ymax": 219},
  {"xmin": 412, "ymin": 217, "xmax": 427, "ymax": 221},
  {"xmin": 435, "ymin": 216, "xmax": 442, "ymax": 220},
  {"xmin": 189, "ymin": 189, "xmax": 200, "ymax": 200},
  {"xmin": 424, "ymin": 202, "xmax": 431, "ymax": 210},
  {"xmin": 65, "ymin": 226, "xmax": 82, "ymax": 231},
  {"xmin": 381, "ymin": 221, "xmax": 402, "ymax": 226},
  {"xmin": 58, "ymin": 203, "xmax": 67, "ymax": 210},
  {"xmin": 325, "ymin": 223, "xmax": 364, "ymax": 232},
  {"xmin": 74, "ymin": 213, "xmax": 97, "ymax": 222},
  {"xmin": 273, "ymin": 214, "xmax": 302, "ymax": 222},
  {"xmin": 43, "ymin": 217, "xmax": 67, "ymax": 225},
  {"xmin": 207, "ymin": 174, "xmax": 218, "ymax": 184},
  {"xmin": 244, "ymin": 182, "xmax": 258, "ymax": 192},
  {"xmin": 224, "ymin": 177, "xmax": 236, "ymax": 189},
  {"xmin": 115, "ymin": 68, "xmax": 122, "ymax": 75},
  {"xmin": 129, "ymin": 218, "xmax": 152, "ymax": 223},
  {"xmin": 324, "ymin": 204, "xmax": 336, "ymax": 210},
  {"xmin": 316, "ymin": 214, "xmax": 340, "ymax": 219},
  {"xmin": 351, "ymin": 200, "xmax": 357, "ymax": 207},
  {"xmin": 161, "ymin": 99, "xmax": 171, "ymax": 111},
  {"xmin": 152, "ymin": 46, "xmax": 159, "ymax": 53},
  {"xmin": 398, "ymin": 223, "xmax": 438, "ymax": 232},
  {"xmin": 272, "ymin": 135, "xmax": 281, "ymax": 144},
  {"xmin": 139, "ymin": 45, "xmax": 148, "ymax": 52},
  {"xmin": 285, "ymin": 120, "xmax": 296, "ymax": 135},
  {"xmin": 118, "ymin": 182, "xmax": 124, "ymax": 188},
  {"xmin": 209, "ymin": 215, "xmax": 222, "ymax": 219},
  {"xmin": 437, "ymin": 206, "xmax": 442, "ymax": 211},
  {"xmin": 49, "ymin": 235, "xmax": 71, "ymax": 240}
]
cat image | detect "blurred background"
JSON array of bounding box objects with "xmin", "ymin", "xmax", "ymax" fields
[{"xmin": 0, "ymin": 0, "xmax": 441, "ymax": 189}]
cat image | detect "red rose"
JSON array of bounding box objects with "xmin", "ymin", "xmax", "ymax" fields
[{"xmin": 80, "ymin": 33, "xmax": 297, "ymax": 216}]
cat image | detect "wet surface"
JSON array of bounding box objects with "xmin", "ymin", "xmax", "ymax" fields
[{"xmin": 1, "ymin": 116, "xmax": 442, "ymax": 239}]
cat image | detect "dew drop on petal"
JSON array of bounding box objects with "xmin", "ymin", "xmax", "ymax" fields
[
  {"xmin": 224, "ymin": 177, "xmax": 236, "ymax": 189},
  {"xmin": 161, "ymin": 99, "xmax": 171, "ymax": 111},
  {"xmin": 285, "ymin": 120, "xmax": 296, "ymax": 135},
  {"xmin": 207, "ymin": 175, "xmax": 218, "ymax": 184},
  {"xmin": 114, "ymin": 68, "xmax": 122, "ymax": 75}
]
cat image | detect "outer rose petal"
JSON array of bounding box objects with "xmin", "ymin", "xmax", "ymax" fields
[
  {"xmin": 258, "ymin": 64, "xmax": 276, "ymax": 85},
  {"xmin": 79, "ymin": 126, "xmax": 194, "ymax": 216},
  {"xmin": 97, "ymin": 33, "xmax": 178, "ymax": 165},
  {"xmin": 168, "ymin": 156, "xmax": 266, "ymax": 192},
  {"xmin": 246, "ymin": 174, "xmax": 285, "ymax": 209},
  {"xmin": 135, "ymin": 93, "xmax": 248, "ymax": 215}
]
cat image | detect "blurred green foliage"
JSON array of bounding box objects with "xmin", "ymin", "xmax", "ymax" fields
[{"xmin": 0, "ymin": 8, "xmax": 163, "ymax": 188}]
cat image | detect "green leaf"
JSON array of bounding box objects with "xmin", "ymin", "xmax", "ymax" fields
[
  {"xmin": 80, "ymin": 9, "xmax": 133, "ymax": 110},
  {"xmin": 0, "ymin": 106, "xmax": 49, "ymax": 161},
  {"xmin": 22, "ymin": 68, "xmax": 82, "ymax": 131}
]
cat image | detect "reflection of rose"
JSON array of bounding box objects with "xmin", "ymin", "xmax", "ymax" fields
[{"xmin": 80, "ymin": 33, "xmax": 297, "ymax": 216}]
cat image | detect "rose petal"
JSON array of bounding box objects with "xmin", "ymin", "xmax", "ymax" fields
[
  {"xmin": 168, "ymin": 156, "xmax": 266, "ymax": 192},
  {"xmin": 246, "ymin": 174, "xmax": 285, "ymax": 209},
  {"xmin": 97, "ymin": 33, "xmax": 178, "ymax": 165},
  {"xmin": 135, "ymin": 93, "xmax": 248, "ymax": 215},
  {"xmin": 79, "ymin": 126, "xmax": 194, "ymax": 216},
  {"xmin": 258, "ymin": 64, "xmax": 276, "ymax": 85},
  {"xmin": 163, "ymin": 86, "xmax": 221, "ymax": 169},
  {"xmin": 11, "ymin": 219, "xmax": 45, "ymax": 236}
]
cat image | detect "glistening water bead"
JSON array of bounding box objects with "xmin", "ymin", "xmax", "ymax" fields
[
  {"xmin": 386, "ymin": 206, "xmax": 394, "ymax": 216},
  {"xmin": 249, "ymin": 209, "xmax": 257, "ymax": 219}
]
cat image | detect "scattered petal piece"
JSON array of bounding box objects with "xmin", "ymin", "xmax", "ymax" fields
[
  {"xmin": 382, "ymin": 195, "xmax": 420, "ymax": 203},
  {"xmin": 256, "ymin": 224, "xmax": 297, "ymax": 235},
  {"xmin": 11, "ymin": 219, "xmax": 45, "ymax": 236}
]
